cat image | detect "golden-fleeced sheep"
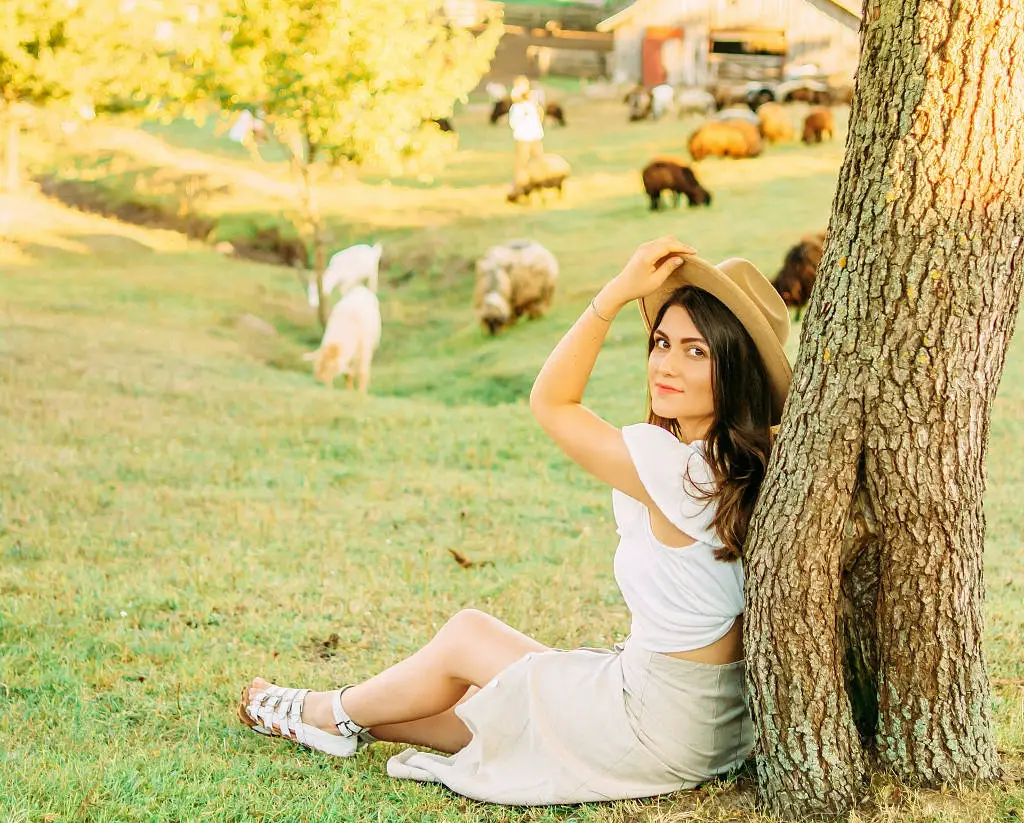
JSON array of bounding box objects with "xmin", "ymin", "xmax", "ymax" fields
[
  {"xmin": 473, "ymin": 239, "xmax": 559, "ymax": 335},
  {"xmin": 756, "ymin": 102, "xmax": 794, "ymax": 143},
  {"xmin": 688, "ymin": 120, "xmax": 763, "ymax": 160},
  {"xmin": 507, "ymin": 153, "xmax": 571, "ymax": 203},
  {"xmin": 772, "ymin": 231, "xmax": 826, "ymax": 319},
  {"xmin": 802, "ymin": 107, "xmax": 836, "ymax": 143}
]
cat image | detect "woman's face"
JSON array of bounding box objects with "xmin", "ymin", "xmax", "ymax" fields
[{"xmin": 648, "ymin": 305, "xmax": 715, "ymax": 441}]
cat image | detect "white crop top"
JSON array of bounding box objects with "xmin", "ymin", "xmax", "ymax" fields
[{"xmin": 612, "ymin": 423, "xmax": 745, "ymax": 653}]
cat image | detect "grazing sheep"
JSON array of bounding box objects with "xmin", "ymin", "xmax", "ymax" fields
[
  {"xmin": 772, "ymin": 231, "xmax": 826, "ymax": 319},
  {"xmin": 544, "ymin": 101, "xmax": 566, "ymax": 127},
  {"xmin": 651, "ymin": 84, "xmax": 675, "ymax": 119},
  {"xmin": 745, "ymin": 85, "xmax": 776, "ymax": 110},
  {"xmin": 310, "ymin": 243, "xmax": 382, "ymax": 307},
  {"xmin": 490, "ymin": 98, "xmax": 512, "ymax": 124},
  {"xmin": 507, "ymin": 153, "xmax": 571, "ymax": 203},
  {"xmin": 675, "ymin": 88, "xmax": 716, "ymax": 117},
  {"xmin": 756, "ymin": 102, "xmax": 794, "ymax": 143},
  {"xmin": 474, "ymin": 239, "xmax": 558, "ymax": 335},
  {"xmin": 486, "ymin": 81, "xmax": 508, "ymax": 102},
  {"xmin": 625, "ymin": 85, "xmax": 653, "ymax": 121},
  {"xmin": 710, "ymin": 85, "xmax": 748, "ymax": 111},
  {"xmin": 688, "ymin": 120, "xmax": 763, "ymax": 160},
  {"xmin": 642, "ymin": 158, "xmax": 712, "ymax": 210},
  {"xmin": 802, "ymin": 107, "xmax": 836, "ymax": 143},
  {"xmin": 303, "ymin": 285, "xmax": 382, "ymax": 391}
]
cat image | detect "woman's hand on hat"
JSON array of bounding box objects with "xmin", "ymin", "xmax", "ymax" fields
[{"xmin": 604, "ymin": 237, "xmax": 696, "ymax": 308}]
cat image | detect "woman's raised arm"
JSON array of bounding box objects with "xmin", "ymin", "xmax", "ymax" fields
[{"xmin": 528, "ymin": 237, "xmax": 693, "ymax": 497}]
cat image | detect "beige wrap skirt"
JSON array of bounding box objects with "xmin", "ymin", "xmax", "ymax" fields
[{"xmin": 386, "ymin": 637, "xmax": 754, "ymax": 805}]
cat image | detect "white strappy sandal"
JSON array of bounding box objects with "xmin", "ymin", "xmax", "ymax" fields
[{"xmin": 240, "ymin": 683, "xmax": 374, "ymax": 757}]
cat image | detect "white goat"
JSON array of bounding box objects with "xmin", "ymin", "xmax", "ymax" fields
[
  {"xmin": 303, "ymin": 286, "xmax": 382, "ymax": 392},
  {"xmin": 308, "ymin": 243, "xmax": 382, "ymax": 307}
]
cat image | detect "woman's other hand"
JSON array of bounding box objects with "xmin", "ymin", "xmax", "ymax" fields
[{"xmin": 602, "ymin": 237, "xmax": 697, "ymax": 309}]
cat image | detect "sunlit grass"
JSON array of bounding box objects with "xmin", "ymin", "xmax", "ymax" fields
[{"xmin": 1, "ymin": 91, "xmax": 1020, "ymax": 822}]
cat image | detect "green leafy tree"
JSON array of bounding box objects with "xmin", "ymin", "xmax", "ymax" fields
[
  {"xmin": 182, "ymin": 0, "xmax": 502, "ymax": 326},
  {"xmin": 0, "ymin": 0, "xmax": 177, "ymax": 190}
]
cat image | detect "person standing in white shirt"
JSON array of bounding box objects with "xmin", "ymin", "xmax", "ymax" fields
[{"xmin": 508, "ymin": 75, "xmax": 545, "ymax": 197}]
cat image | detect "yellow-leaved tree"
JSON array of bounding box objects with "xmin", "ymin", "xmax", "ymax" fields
[
  {"xmin": 0, "ymin": 0, "xmax": 183, "ymax": 191},
  {"xmin": 179, "ymin": 0, "xmax": 503, "ymax": 326}
]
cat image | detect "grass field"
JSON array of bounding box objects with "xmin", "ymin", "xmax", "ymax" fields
[{"xmin": 1, "ymin": 92, "xmax": 1022, "ymax": 822}]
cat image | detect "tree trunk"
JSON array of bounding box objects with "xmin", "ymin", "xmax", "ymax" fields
[
  {"xmin": 305, "ymin": 171, "xmax": 327, "ymax": 330},
  {"xmin": 745, "ymin": 0, "xmax": 1024, "ymax": 817},
  {"xmin": 289, "ymin": 129, "xmax": 327, "ymax": 329}
]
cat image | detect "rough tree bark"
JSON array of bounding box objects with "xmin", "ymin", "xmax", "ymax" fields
[{"xmin": 745, "ymin": 0, "xmax": 1024, "ymax": 817}]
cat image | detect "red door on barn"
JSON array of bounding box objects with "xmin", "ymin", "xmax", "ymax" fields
[{"xmin": 642, "ymin": 26, "xmax": 683, "ymax": 86}]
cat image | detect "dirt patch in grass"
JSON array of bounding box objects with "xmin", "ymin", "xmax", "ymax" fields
[
  {"xmin": 228, "ymin": 225, "xmax": 309, "ymax": 269},
  {"xmin": 37, "ymin": 176, "xmax": 217, "ymax": 240},
  {"xmin": 36, "ymin": 174, "xmax": 310, "ymax": 270}
]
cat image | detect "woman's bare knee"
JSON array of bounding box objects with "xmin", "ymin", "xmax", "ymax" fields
[
  {"xmin": 434, "ymin": 608, "xmax": 548, "ymax": 686},
  {"xmin": 441, "ymin": 608, "xmax": 498, "ymax": 636}
]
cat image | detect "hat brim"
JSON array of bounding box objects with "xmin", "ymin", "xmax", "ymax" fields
[{"xmin": 638, "ymin": 256, "xmax": 792, "ymax": 424}]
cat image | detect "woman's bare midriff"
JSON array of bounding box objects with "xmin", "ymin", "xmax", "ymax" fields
[
  {"xmin": 659, "ymin": 614, "xmax": 744, "ymax": 665},
  {"xmin": 643, "ymin": 506, "xmax": 746, "ymax": 666}
]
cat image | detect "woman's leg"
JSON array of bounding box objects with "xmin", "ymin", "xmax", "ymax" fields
[
  {"xmin": 242, "ymin": 609, "xmax": 547, "ymax": 750},
  {"xmin": 368, "ymin": 687, "xmax": 480, "ymax": 754}
]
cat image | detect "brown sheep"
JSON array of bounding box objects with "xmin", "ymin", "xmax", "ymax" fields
[
  {"xmin": 625, "ymin": 85, "xmax": 653, "ymax": 121},
  {"xmin": 490, "ymin": 98, "xmax": 512, "ymax": 124},
  {"xmin": 772, "ymin": 231, "xmax": 826, "ymax": 319},
  {"xmin": 756, "ymin": 102, "xmax": 794, "ymax": 143},
  {"xmin": 802, "ymin": 107, "xmax": 836, "ymax": 143},
  {"xmin": 642, "ymin": 158, "xmax": 711, "ymax": 210},
  {"xmin": 544, "ymin": 102, "xmax": 566, "ymax": 127},
  {"xmin": 688, "ymin": 120, "xmax": 763, "ymax": 160}
]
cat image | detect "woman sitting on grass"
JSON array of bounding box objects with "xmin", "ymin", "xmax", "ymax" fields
[{"xmin": 238, "ymin": 236, "xmax": 793, "ymax": 805}]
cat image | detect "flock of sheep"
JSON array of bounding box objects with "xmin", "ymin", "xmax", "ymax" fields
[
  {"xmin": 483, "ymin": 88, "xmax": 837, "ymax": 210},
  {"xmin": 303, "ymin": 87, "xmax": 840, "ymax": 392},
  {"xmin": 640, "ymin": 101, "xmax": 836, "ymax": 211},
  {"xmin": 304, "ymin": 229, "xmax": 822, "ymax": 393},
  {"xmin": 301, "ymin": 239, "xmax": 559, "ymax": 392}
]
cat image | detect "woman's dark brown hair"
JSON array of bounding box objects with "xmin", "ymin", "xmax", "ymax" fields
[{"xmin": 647, "ymin": 286, "xmax": 773, "ymax": 561}]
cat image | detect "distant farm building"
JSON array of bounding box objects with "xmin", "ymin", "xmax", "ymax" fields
[
  {"xmin": 448, "ymin": 0, "xmax": 618, "ymax": 81},
  {"xmin": 596, "ymin": 0, "xmax": 861, "ymax": 87}
]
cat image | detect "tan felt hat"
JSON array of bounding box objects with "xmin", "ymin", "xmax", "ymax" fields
[{"xmin": 637, "ymin": 256, "xmax": 792, "ymax": 424}]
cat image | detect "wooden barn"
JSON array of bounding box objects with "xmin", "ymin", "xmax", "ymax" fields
[
  {"xmin": 596, "ymin": 0, "xmax": 861, "ymax": 87},
  {"xmin": 447, "ymin": 0, "xmax": 618, "ymax": 81}
]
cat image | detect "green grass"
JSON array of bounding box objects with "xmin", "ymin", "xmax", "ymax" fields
[{"xmin": 1, "ymin": 96, "xmax": 1022, "ymax": 822}]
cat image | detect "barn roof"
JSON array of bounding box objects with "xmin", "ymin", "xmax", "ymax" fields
[{"xmin": 597, "ymin": 0, "xmax": 862, "ymax": 31}]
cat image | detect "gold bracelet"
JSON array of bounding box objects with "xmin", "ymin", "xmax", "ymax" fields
[{"xmin": 590, "ymin": 297, "xmax": 612, "ymax": 323}]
